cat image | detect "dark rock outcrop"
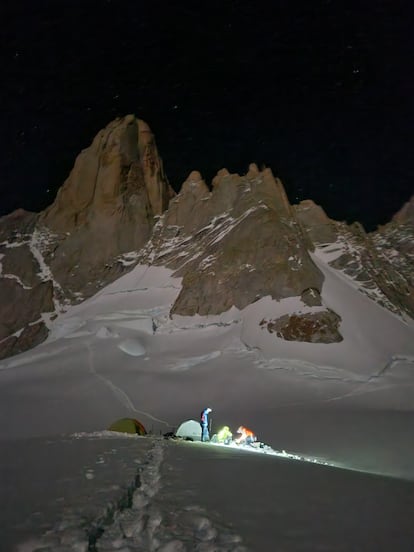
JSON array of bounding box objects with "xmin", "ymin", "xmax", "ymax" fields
[
  {"xmin": 0, "ymin": 279, "xmax": 54, "ymax": 340},
  {"xmin": 301, "ymin": 288, "xmax": 323, "ymax": 307},
  {"xmin": 0, "ymin": 320, "xmax": 50, "ymax": 359},
  {"xmin": 262, "ymin": 310, "xmax": 343, "ymax": 343},
  {"xmin": 0, "ymin": 209, "xmax": 54, "ymax": 357}
]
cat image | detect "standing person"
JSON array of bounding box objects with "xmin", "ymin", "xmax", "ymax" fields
[{"xmin": 200, "ymin": 407, "xmax": 212, "ymax": 442}]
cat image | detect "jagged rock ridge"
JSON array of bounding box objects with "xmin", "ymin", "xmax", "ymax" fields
[
  {"xmin": 0, "ymin": 115, "xmax": 413, "ymax": 359},
  {"xmin": 138, "ymin": 164, "xmax": 324, "ymax": 316},
  {"xmin": 295, "ymin": 198, "xmax": 414, "ymax": 319}
]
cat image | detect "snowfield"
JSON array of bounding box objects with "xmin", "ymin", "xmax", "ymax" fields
[{"xmin": 1, "ymin": 259, "xmax": 414, "ymax": 551}]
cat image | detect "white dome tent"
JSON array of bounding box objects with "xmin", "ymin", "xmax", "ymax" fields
[{"xmin": 175, "ymin": 419, "xmax": 202, "ymax": 441}]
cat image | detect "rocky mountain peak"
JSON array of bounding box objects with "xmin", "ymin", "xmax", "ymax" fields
[
  {"xmin": 0, "ymin": 116, "xmax": 174, "ymax": 358},
  {"xmin": 391, "ymin": 195, "xmax": 414, "ymax": 225},
  {"xmin": 295, "ymin": 200, "xmax": 339, "ymax": 244},
  {"xmin": 139, "ymin": 165, "xmax": 325, "ymax": 317},
  {"xmin": 0, "ymin": 117, "xmax": 413, "ymax": 359},
  {"xmin": 246, "ymin": 162, "xmax": 260, "ymax": 178},
  {"xmin": 181, "ymin": 171, "xmax": 209, "ymax": 195},
  {"xmin": 34, "ymin": 115, "xmax": 174, "ymax": 297},
  {"xmin": 40, "ymin": 115, "xmax": 172, "ymax": 233}
]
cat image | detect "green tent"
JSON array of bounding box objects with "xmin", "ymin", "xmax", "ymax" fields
[{"xmin": 108, "ymin": 418, "xmax": 147, "ymax": 435}]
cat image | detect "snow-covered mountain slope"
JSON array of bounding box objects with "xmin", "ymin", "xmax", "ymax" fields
[
  {"xmin": 1, "ymin": 256, "xmax": 413, "ymax": 459},
  {"xmin": 1, "ymin": 251, "xmax": 414, "ymax": 550},
  {"xmin": 2, "ymin": 154, "xmax": 412, "ymax": 361}
]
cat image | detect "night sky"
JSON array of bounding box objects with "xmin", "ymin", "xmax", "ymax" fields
[{"xmin": 1, "ymin": 0, "xmax": 413, "ymax": 230}]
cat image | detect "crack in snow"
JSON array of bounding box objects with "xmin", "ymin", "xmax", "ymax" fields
[{"xmin": 84, "ymin": 439, "xmax": 248, "ymax": 552}]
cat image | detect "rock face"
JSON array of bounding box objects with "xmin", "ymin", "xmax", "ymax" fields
[
  {"xmin": 0, "ymin": 116, "xmax": 173, "ymax": 358},
  {"xmin": 0, "ymin": 209, "xmax": 54, "ymax": 357},
  {"xmin": 138, "ymin": 164, "xmax": 324, "ymax": 315},
  {"xmin": 262, "ymin": 310, "xmax": 343, "ymax": 343},
  {"xmin": 38, "ymin": 115, "xmax": 174, "ymax": 298},
  {"xmin": 392, "ymin": 195, "xmax": 414, "ymax": 225},
  {"xmin": 295, "ymin": 197, "xmax": 414, "ymax": 319},
  {"xmin": 370, "ymin": 197, "xmax": 414, "ymax": 317},
  {"xmin": 0, "ymin": 115, "xmax": 413, "ymax": 359}
]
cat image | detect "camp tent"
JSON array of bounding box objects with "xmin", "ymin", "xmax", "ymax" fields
[
  {"xmin": 175, "ymin": 419, "xmax": 202, "ymax": 441},
  {"xmin": 108, "ymin": 418, "xmax": 147, "ymax": 435}
]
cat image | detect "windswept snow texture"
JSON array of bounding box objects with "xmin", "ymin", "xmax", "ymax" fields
[{"xmin": 1, "ymin": 263, "xmax": 414, "ymax": 550}]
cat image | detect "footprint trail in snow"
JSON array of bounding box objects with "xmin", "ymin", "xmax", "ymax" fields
[{"xmin": 96, "ymin": 439, "xmax": 247, "ymax": 551}]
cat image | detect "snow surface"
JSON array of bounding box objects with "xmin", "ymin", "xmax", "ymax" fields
[{"xmin": 1, "ymin": 259, "xmax": 414, "ymax": 551}]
